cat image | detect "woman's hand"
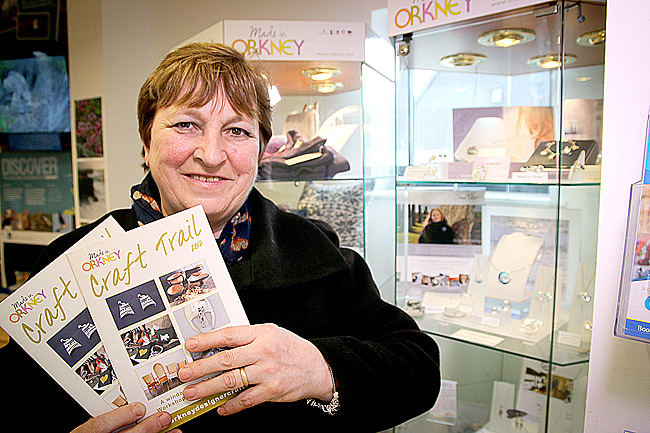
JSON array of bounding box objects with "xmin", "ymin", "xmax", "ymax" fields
[
  {"xmin": 178, "ymin": 324, "xmax": 333, "ymax": 415},
  {"xmin": 72, "ymin": 403, "xmax": 180, "ymax": 433}
]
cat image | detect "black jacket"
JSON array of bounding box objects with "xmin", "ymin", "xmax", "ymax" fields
[{"xmin": 2, "ymin": 188, "xmax": 440, "ymax": 432}]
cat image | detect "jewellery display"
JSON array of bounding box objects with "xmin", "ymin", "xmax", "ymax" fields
[
  {"xmin": 519, "ymin": 318, "xmax": 543, "ymax": 335},
  {"xmin": 489, "ymin": 233, "xmax": 544, "ymax": 287},
  {"xmin": 471, "ymin": 164, "xmax": 489, "ymax": 181},
  {"xmin": 524, "ymin": 139, "xmax": 598, "ymax": 168},
  {"xmin": 520, "ymin": 164, "xmax": 545, "ymax": 172},
  {"xmin": 406, "ymin": 299, "xmax": 424, "ymax": 317},
  {"xmin": 474, "ymin": 255, "xmax": 491, "ymax": 284},
  {"xmin": 535, "ymin": 290, "xmax": 553, "ymax": 303}
]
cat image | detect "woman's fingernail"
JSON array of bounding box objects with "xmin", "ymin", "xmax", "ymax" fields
[
  {"xmin": 179, "ymin": 366, "xmax": 191, "ymax": 381},
  {"xmin": 185, "ymin": 337, "xmax": 197, "ymax": 351},
  {"xmin": 184, "ymin": 386, "xmax": 197, "ymax": 400},
  {"xmin": 158, "ymin": 411, "xmax": 172, "ymax": 427},
  {"xmin": 132, "ymin": 402, "xmax": 146, "ymax": 417}
]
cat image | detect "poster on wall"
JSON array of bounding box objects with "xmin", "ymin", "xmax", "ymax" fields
[
  {"xmin": 75, "ymin": 97, "xmax": 104, "ymax": 157},
  {"xmin": 0, "ymin": 56, "xmax": 70, "ymax": 134},
  {"xmin": 0, "ymin": 151, "xmax": 74, "ymax": 232}
]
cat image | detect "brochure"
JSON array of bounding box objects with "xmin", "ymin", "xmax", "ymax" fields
[
  {"xmin": 66, "ymin": 205, "xmax": 249, "ymax": 430},
  {"xmin": 0, "ymin": 217, "xmax": 127, "ymax": 415}
]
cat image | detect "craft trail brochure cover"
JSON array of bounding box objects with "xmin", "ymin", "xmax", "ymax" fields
[
  {"xmin": 66, "ymin": 205, "xmax": 249, "ymax": 430},
  {"xmin": 0, "ymin": 217, "xmax": 127, "ymax": 415}
]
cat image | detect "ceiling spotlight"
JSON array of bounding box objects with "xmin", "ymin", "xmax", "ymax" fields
[
  {"xmin": 577, "ymin": 30, "xmax": 606, "ymax": 46},
  {"xmin": 301, "ymin": 67, "xmax": 342, "ymax": 81},
  {"xmin": 527, "ymin": 54, "xmax": 577, "ymax": 69},
  {"xmin": 309, "ymin": 82, "xmax": 343, "ymax": 93},
  {"xmin": 478, "ymin": 28, "xmax": 536, "ymax": 48},
  {"xmin": 440, "ymin": 53, "xmax": 487, "ymax": 67}
]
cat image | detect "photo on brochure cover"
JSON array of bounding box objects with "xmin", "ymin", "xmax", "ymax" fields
[
  {"xmin": 159, "ymin": 259, "xmax": 217, "ymax": 307},
  {"xmin": 75, "ymin": 346, "xmax": 118, "ymax": 395},
  {"xmin": 47, "ymin": 307, "xmax": 102, "ymax": 367},
  {"xmin": 106, "ymin": 280, "xmax": 166, "ymax": 331},
  {"xmin": 135, "ymin": 349, "xmax": 188, "ymax": 400},
  {"xmin": 173, "ymin": 293, "xmax": 231, "ymax": 360},
  {"xmin": 121, "ymin": 315, "xmax": 181, "ymax": 365}
]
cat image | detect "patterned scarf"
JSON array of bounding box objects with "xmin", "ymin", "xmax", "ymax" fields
[{"xmin": 130, "ymin": 172, "xmax": 251, "ymax": 266}]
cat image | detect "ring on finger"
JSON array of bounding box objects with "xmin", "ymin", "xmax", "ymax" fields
[{"xmin": 239, "ymin": 367, "xmax": 249, "ymax": 388}]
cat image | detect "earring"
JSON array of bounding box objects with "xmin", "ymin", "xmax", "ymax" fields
[
  {"xmin": 61, "ymin": 337, "xmax": 82, "ymax": 356},
  {"xmin": 118, "ymin": 300, "xmax": 135, "ymax": 319},
  {"xmin": 78, "ymin": 322, "xmax": 98, "ymax": 339},
  {"xmin": 138, "ymin": 293, "xmax": 157, "ymax": 311}
]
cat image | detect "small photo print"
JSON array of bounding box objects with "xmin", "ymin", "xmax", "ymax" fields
[
  {"xmin": 78, "ymin": 159, "xmax": 107, "ymax": 221},
  {"xmin": 75, "ymin": 97, "xmax": 103, "ymax": 157},
  {"xmin": 106, "ymin": 280, "xmax": 165, "ymax": 330},
  {"xmin": 159, "ymin": 260, "xmax": 217, "ymax": 307},
  {"xmin": 173, "ymin": 294, "xmax": 230, "ymax": 361},
  {"xmin": 121, "ymin": 315, "xmax": 181, "ymax": 365},
  {"xmin": 75, "ymin": 346, "xmax": 117, "ymax": 395},
  {"xmin": 47, "ymin": 308, "xmax": 101, "ymax": 367},
  {"xmin": 136, "ymin": 351, "xmax": 187, "ymax": 400}
]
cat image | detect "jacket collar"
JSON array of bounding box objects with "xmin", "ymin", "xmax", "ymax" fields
[{"xmin": 228, "ymin": 188, "xmax": 350, "ymax": 290}]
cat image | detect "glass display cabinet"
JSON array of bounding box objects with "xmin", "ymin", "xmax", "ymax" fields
[
  {"xmin": 176, "ymin": 20, "xmax": 397, "ymax": 298},
  {"xmin": 390, "ymin": 2, "xmax": 605, "ymax": 432}
]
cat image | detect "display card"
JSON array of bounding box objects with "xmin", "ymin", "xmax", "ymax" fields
[
  {"xmin": 0, "ymin": 217, "xmax": 126, "ymax": 416},
  {"xmin": 65, "ymin": 206, "xmax": 249, "ymax": 430}
]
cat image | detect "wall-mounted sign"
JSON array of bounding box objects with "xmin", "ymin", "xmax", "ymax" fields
[
  {"xmin": 175, "ymin": 20, "xmax": 365, "ymax": 62},
  {"xmin": 387, "ymin": 0, "xmax": 547, "ymax": 37}
]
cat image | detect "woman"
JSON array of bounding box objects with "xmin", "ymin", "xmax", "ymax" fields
[
  {"xmin": 5, "ymin": 43, "xmax": 440, "ymax": 432},
  {"xmin": 418, "ymin": 208, "xmax": 454, "ymax": 244}
]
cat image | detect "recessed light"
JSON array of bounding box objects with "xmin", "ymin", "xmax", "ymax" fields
[
  {"xmin": 577, "ymin": 30, "xmax": 606, "ymax": 46},
  {"xmin": 576, "ymin": 76, "xmax": 592, "ymax": 82},
  {"xmin": 478, "ymin": 28, "xmax": 536, "ymax": 48},
  {"xmin": 527, "ymin": 54, "xmax": 577, "ymax": 69},
  {"xmin": 440, "ymin": 53, "xmax": 487, "ymax": 67},
  {"xmin": 309, "ymin": 82, "xmax": 343, "ymax": 93},
  {"xmin": 301, "ymin": 67, "xmax": 342, "ymax": 81}
]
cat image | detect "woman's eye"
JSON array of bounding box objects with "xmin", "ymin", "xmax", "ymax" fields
[
  {"xmin": 229, "ymin": 127, "xmax": 252, "ymax": 137},
  {"xmin": 174, "ymin": 122, "xmax": 195, "ymax": 130}
]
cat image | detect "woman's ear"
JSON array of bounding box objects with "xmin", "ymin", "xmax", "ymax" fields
[{"xmin": 143, "ymin": 145, "xmax": 151, "ymax": 167}]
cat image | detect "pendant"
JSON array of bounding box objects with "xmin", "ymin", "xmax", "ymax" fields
[
  {"xmin": 475, "ymin": 275, "xmax": 484, "ymax": 284},
  {"xmin": 498, "ymin": 271, "xmax": 511, "ymax": 284}
]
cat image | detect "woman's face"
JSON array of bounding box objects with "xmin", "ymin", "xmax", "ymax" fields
[
  {"xmin": 144, "ymin": 93, "xmax": 260, "ymax": 234},
  {"xmin": 430, "ymin": 209, "xmax": 443, "ymax": 223}
]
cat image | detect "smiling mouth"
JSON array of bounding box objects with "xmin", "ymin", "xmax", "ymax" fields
[{"xmin": 188, "ymin": 174, "xmax": 223, "ymax": 182}]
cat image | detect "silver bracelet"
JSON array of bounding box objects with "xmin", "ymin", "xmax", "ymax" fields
[{"xmin": 306, "ymin": 364, "xmax": 340, "ymax": 415}]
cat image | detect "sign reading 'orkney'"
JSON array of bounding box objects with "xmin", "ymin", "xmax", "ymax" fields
[
  {"xmin": 174, "ymin": 20, "xmax": 365, "ymax": 62},
  {"xmin": 387, "ymin": 0, "xmax": 547, "ymax": 36}
]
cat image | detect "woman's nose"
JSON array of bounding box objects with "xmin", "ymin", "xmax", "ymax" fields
[{"xmin": 193, "ymin": 132, "xmax": 226, "ymax": 167}]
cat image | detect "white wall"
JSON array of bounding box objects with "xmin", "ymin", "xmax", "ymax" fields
[
  {"xmin": 67, "ymin": 0, "xmax": 387, "ymax": 209},
  {"xmin": 584, "ymin": 1, "xmax": 650, "ymax": 432}
]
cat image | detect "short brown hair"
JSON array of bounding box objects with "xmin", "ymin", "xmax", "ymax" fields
[{"xmin": 137, "ymin": 42, "xmax": 273, "ymax": 162}]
